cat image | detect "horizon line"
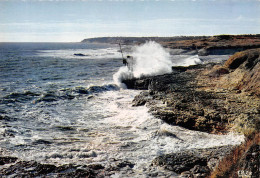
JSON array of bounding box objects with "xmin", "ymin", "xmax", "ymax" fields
[{"xmin": 1, "ymin": 34, "xmax": 259, "ymax": 43}]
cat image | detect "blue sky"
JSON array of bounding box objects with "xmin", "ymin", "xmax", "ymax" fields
[{"xmin": 0, "ymin": 0, "xmax": 259, "ymax": 42}]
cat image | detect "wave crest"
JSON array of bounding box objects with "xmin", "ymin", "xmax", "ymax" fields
[{"xmin": 113, "ymin": 41, "xmax": 173, "ymax": 88}]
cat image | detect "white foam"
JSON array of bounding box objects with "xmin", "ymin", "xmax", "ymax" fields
[
  {"xmin": 172, "ymin": 54, "xmax": 202, "ymax": 66},
  {"xmin": 6, "ymin": 89, "xmax": 244, "ymax": 176},
  {"xmin": 89, "ymin": 90, "xmax": 244, "ymax": 173},
  {"xmin": 131, "ymin": 41, "xmax": 173, "ymax": 78},
  {"xmin": 113, "ymin": 66, "xmax": 132, "ymax": 89}
]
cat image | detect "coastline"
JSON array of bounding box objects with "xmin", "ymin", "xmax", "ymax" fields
[
  {"xmin": 82, "ymin": 34, "xmax": 260, "ymax": 55},
  {"xmin": 122, "ymin": 48, "xmax": 260, "ymax": 177},
  {"xmin": 0, "ymin": 37, "xmax": 259, "ymax": 177}
]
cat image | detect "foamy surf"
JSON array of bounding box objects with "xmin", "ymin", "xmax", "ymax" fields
[
  {"xmin": 5, "ymin": 88, "xmax": 244, "ymax": 176},
  {"xmin": 85, "ymin": 90, "xmax": 244, "ymax": 176},
  {"xmin": 113, "ymin": 41, "xmax": 173, "ymax": 87},
  {"xmin": 113, "ymin": 42, "xmax": 204, "ymax": 88},
  {"xmin": 174, "ymin": 54, "xmax": 202, "ymax": 66},
  {"xmin": 0, "ymin": 42, "xmax": 245, "ymax": 177}
]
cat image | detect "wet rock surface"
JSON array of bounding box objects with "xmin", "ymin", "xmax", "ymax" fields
[
  {"xmin": 122, "ymin": 48, "xmax": 259, "ymax": 176},
  {"xmin": 0, "ymin": 159, "xmax": 98, "ymax": 177},
  {"xmin": 123, "ymin": 65, "xmax": 228, "ymax": 133},
  {"xmin": 123, "ymin": 49, "xmax": 260, "ymax": 134},
  {"xmin": 152, "ymin": 146, "xmax": 232, "ymax": 177},
  {"xmin": 0, "ymin": 154, "xmax": 138, "ymax": 177},
  {"xmin": 0, "ymin": 156, "xmax": 18, "ymax": 165}
]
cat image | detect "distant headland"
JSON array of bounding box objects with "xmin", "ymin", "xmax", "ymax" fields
[
  {"xmin": 81, "ymin": 36, "xmax": 210, "ymax": 44},
  {"xmin": 82, "ymin": 34, "xmax": 260, "ymax": 55}
]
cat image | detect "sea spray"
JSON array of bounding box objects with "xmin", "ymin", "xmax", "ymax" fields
[
  {"xmin": 113, "ymin": 66, "xmax": 132, "ymax": 89},
  {"xmin": 113, "ymin": 41, "xmax": 173, "ymax": 87}
]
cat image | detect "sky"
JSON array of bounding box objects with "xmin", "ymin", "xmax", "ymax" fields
[{"xmin": 0, "ymin": 0, "xmax": 259, "ymax": 42}]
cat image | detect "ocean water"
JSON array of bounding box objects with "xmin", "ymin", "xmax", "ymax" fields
[{"xmin": 0, "ymin": 42, "xmax": 243, "ymax": 177}]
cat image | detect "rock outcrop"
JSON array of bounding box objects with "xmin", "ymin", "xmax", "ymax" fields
[
  {"xmin": 152, "ymin": 146, "xmax": 233, "ymax": 177},
  {"xmin": 223, "ymin": 48, "xmax": 260, "ymax": 96},
  {"xmin": 123, "ymin": 49, "xmax": 260, "ymax": 135},
  {"xmin": 0, "ymin": 155, "xmax": 135, "ymax": 177},
  {"xmin": 0, "ymin": 159, "xmax": 98, "ymax": 177},
  {"xmin": 121, "ymin": 48, "xmax": 260, "ymax": 177},
  {"xmin": 210, "ymin": 133, "xmax": 260, "ymax": 178}
]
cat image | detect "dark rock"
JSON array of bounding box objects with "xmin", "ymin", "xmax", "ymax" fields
[
  {"xmin": 132, "ymin": 91, "xmax": 150, "ymax": 106},
  {"xmin": 0, "ymin": 160, "xmax": 97, "ymax": 177},
  {"xmin": 87, "ymin": 164, "xmax": 104, "ymax": 170},
  {"xmin": 74, "ymin": 53, "xmax": 89, "ymax": 57},
  {"xmin": 152, "ymin": 146, "xmax": 233, "ymax": 176},
  {"xmin": 116, "ymin": 161, "xmax": 135, "ymax": 169},
  {"xmin": 190, "ymin": 165, "xmax": 210, "ymax": 174},
  {"xmin": 122, "ymin": 65, "xmax": 204, "ymax": 91},
  {"xmin": 0, "ymin": 156, "xmax": 18, "ymax": 165},
  {"xmin": 104, "ymin": 160, "xmax": 135, "ymax": 175},
  {"xmin": 0, "ymin": 161, "xmax": 56, "ymax": 176},
  {"xmin": 172, "ymin": 66, "xmax": 189, "ymax": 72},
  {"xmin": 152, "ymin": 152, "xmax": 207, "ymax": 174},
  {"xmin": 122, "ymin": 77, "xmax": 151, "ymax": 90},
  {"xmin": 32, "ymin": 139, "xmax": 52, "ymax": 145},
  {"xmin": 87, "ymin": 84, "xmax": 119, "ymax": 93},
  {"xmin": 55, "ymin": 125, "xmax": 76, "ymax": 131}
]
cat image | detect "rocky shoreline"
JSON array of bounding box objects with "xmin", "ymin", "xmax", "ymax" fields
[
  {"xmin": 0, "ymin": 152, "xmax": 136, "ymax": 177},
  {"xmin": 124, "ymin": 48, "xmax": 259, "ymax": 134},
  {"xmin": 1, "ymin": 46, "xmax": 259, "ymax": 178},
  {"xmin": 122, "ymin": 48, "xmax": 260, "ymax": 177}
]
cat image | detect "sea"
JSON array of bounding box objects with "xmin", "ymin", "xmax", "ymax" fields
[{"xmin": 0, "ymin": 42, "xmax": 244, "ymax": 177}]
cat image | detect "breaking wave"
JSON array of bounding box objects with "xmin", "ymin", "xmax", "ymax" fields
[
  {"xmin": 173, "ymin": 55, "xmax": 202, "ymax": 66},
  {"xmin": 113, "ymin": 41, "xmax": 173, "ymax": 88}
]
